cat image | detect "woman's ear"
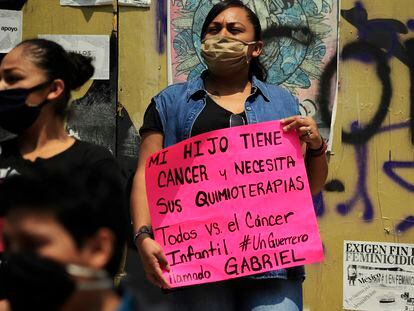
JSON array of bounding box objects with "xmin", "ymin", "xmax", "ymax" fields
[
  {"xmin": 79, "ymin": 228, "xmax": 115, "ymax": 271},
  {"xmin": 46, "ymin": 79, "xmax": 65, "ymax": 102},
  {"xmin": 251, "ymin": 40, "xmax": 263, "ymax": 58}
]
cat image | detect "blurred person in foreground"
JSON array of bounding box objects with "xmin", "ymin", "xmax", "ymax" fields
[{"xmin": 0, "ymin": 167, "xmax": 136, "ymax": 311}]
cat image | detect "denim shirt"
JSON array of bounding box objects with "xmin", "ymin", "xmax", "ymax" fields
[{"xmin": 152, "ymin": 73, "xmax": 304, "ymax": 280}]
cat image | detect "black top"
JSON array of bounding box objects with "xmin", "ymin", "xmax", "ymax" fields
[
  {"xmin": 139, "ymin": 96, "xmax": 247, "ymax": 137},
  {"xmin": 0, "ymin": 139, "xmax": 121, "ymax": 182}
]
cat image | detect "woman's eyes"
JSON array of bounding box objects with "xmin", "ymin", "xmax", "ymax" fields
[
  {"xmin": 22, "ymin": 239, "xmax": 47, "ymax": 252},
  {"xmin": 207, "ymin": 27, "xmax": 220, "ymax": 34},
  {"xmin": 0, "ymin": 72, "xmax": 24, "ymax": 85},
  {"xmin": 230, "ymin": 28, "xmax": 242, "ymax": 34},
  {"xmin": 4, "ymin": 75, "xmax": 21, "ymax": 84},
  {"xmin": 207, "ymin": 26, "xmax": 243, "ymax": 34},
  {"xmin": 17, "ymin": 234, "xmax": 49, "ymax": 252},
  {"xmin": 3, "ymin": 236, "xmax": 46, "ymax": 252}
]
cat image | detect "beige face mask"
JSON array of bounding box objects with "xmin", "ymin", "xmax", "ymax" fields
[{"xmin": 201, "ymin": 35, "xmax": 257, "ymax": 76}]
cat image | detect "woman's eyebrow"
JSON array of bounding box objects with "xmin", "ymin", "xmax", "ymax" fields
[
  {"xmin": 210, "ymin": 21, "xmax": 246, "ymax": 28},
  {"xmin": 2, "ymin": 67, "xmax": 25, "ymax": 75},
  {"xmin": 226, "ymin": 22, "xmax": 246, "ymax": 27}
]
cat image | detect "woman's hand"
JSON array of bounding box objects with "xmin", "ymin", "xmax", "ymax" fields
[
  {"xmin": 281, "ymin": 115, "xmax": 323, "ymax": 149},
  {"xmin": 136, "ymin": 237, "xmax": 171, "ymax": 289}
]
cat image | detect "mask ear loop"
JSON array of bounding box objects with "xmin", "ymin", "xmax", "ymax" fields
[
  {"xmin": 66, "ymin": 264, "xmax": 114, "ymax": 291},
  {"xmin": 246, "ymin": 40, "xmax": 260, "ymax": 63},
  {"xmin": 27, "ymin": 80, "xmax": 52, "ymax": 93},
  {"xmin": 76, "ymin": 279, "xmax": 114, "ymax": 291},
  {"xmin": 26, "ymin": 80, "xmax": 53, "ymax": 108},
  {"xmin": 66, "ymin": 264, "xmax": 108, "ymax": 279}
]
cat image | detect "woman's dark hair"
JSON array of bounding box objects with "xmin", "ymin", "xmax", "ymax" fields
[
  {"xmin": 200, "ymin": 0, "xmax": 267, "ymax": 81},
  {"xmin": 17, "ymin": 38, "xmax": 95, "ymax": 118},
  {"xmin": 0, "ymin": 167, "xmax": 127, "ymax": 277}
]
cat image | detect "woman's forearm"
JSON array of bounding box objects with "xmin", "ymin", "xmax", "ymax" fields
[
  {"xmin": 306, "ymin": 153, "xmax": 328, "ymax": 196},
  {"xmin": 130, "ymin": 132, "xmax": 164, "ymax": 233}
]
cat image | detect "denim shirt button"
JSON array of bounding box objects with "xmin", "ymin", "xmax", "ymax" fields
[{"xmin": 246, "ymin": 106, "xmax": 252, "ymax": 111}]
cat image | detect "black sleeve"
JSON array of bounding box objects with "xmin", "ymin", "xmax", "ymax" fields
[{"xmin": 139, "ymin": 100, "xmax": 163, "ymax": 136}]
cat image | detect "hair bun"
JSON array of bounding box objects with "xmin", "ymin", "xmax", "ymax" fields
[{"xmin": 67, "ymin": 52, "xmax": 95, "ymax": 90}]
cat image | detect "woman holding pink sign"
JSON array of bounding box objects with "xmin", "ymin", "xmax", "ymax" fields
[{"xmin": 131, "ymin": 1, "xmax": 328, "ymax": 310}]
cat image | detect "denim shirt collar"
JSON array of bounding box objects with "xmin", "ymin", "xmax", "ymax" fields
[
  {"xmin": 186, "ymin": 71, "xmax": 270, "ymax": 102},
  {"xmin": 251, "ymin": 76, "xmax": 270, "ymax": 102}
]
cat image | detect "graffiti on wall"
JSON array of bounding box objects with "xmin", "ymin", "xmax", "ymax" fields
[
  {"xmin": 318, "ymin": 2, "xmax": 414, "ymax": 235},
  {"xmin": 319, "ymin": 2, "xmax": 414, "ymax": 145},
  {"xmin": 156, "ymin": 0, "xmax": 168, "ymax": 54}
]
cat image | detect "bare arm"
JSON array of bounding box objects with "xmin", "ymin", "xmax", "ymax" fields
[
  {"xmin": 131, "ymin": 131, "xmax": 163, "ymax": 230},
  {"xmin": 281, "ymin": 115, "xmax": 328, "ymax": 195},
  {"xmin": 130, "ymin": 131, "xmax": 171, "ymax": 288},
  {"xmin": 305, "ymin": 146, "xmax": 328, "ymax": 195}
]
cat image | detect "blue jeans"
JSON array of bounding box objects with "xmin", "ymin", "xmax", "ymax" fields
[{"xmin": 170, "ymin": 278, "xmax": 303, "ymax": 311}]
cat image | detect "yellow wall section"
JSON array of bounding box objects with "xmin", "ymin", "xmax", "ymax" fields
[
  {"xmin": 303, "ymin": 1, "xmax": 414, "ymax": 310},
  {"xmin": 118, "ymin": 3, "xmax": 167, "ymax": 128}
]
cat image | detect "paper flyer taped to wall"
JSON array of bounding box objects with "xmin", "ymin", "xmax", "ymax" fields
[
  {"xmin": 38, "ymin": 34, "xmax": 110, "ymax": 80},
  {"xmin": 60, "ymin": 0, "xmax": 150, "ymax": 7},
  {"xmin": 60, "ymin": 0, "xmax": 112, "ymax": 5},
  {"xmin": 344, "ymin": 240, "xmax": 414, "ymax": 311},
  {"xmin": 118, "ymin": 0, "xmax": 150, "ymax": 6},
  {"xmin": 0, "ymin": 9, "xmax": 22, "ymax": 53}
]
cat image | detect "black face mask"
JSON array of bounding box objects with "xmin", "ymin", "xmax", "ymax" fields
[
  {"xmin": 0, "ymin": 252, "xmax": 75, "ymax": 311},
  {"xmin": 0, "ymin": 82, "xmax": 50, "ymax": 134},
  {"xmin": 0, "ymin": 0, "xmax": 27, "ymax": 10},
  {"xmin": 0, "ymin": 251, "xmax": 114, "ymax": 311}
]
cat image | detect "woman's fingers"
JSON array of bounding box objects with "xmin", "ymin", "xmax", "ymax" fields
[
  {"xmin": 139, "ymin": 238, "xmax": 172, "ymax": 289},
  {"xmin": 156, "ymin": 250, "xmax": 170, "ymax": 272},
  {"xmin": 281, "ymin": 115, "xmax": 323, "ymax": 148},
  {"xmin": 154, "ymin": 251, "xmax": 172, "ymax": 289},
  {"xmin": 281, "ymin": 115, "xmax": 305, "ymax": 132},
  {"xmin": 145, "ymin": 253, "xmax": 171, "ymax": 289}
]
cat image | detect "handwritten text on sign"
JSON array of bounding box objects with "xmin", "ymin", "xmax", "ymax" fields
[{"xmin": 146, "ymin": 120, "xmax": 324, "ymax": 287}]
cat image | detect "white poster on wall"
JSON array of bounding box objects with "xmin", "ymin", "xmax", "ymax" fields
[
  {"xmin": 38, "ymin": 34, "xmax": 110, "ymax": 80},
  {"xmin": 60, "ymin": 0, "xmax": 112, "ymax": 5},
  {"xmin": 118, "ymin": 0, "xmax": 150, "ymax": 6},
  {"xmin": 344, "ymin": 240, "xmax": 414, "ymax": 311},
  {"xmin": 60, "ymin": 0, "xmax": 150, "ymax": 7},
  {"xmin": 0, "ymin": 9, "xmax": 22, "ymax": 53}
]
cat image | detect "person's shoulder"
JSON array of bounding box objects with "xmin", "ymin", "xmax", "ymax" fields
[
  {"xmin": 71, "ymin": 140, "xmax": 125, "ymax": 187},
  {"xmin": 154, "ymin": 76, "xmax": 203, "ymax": 100},
  {"xmin": 262, "ymin": 81, "xmax": 295, "ymax": 98},
  {"xmin": 262, "ymin": 82, "xmax": 299, "ymax": 108},
  {"xmin": 71, "ymin": 140, "xmax": 115, "ymax": 162},
  {"xmin": 256, "ymin": 81, "xmax": 299, "ymax": 115},
  {"xmin": 155, "ymin": 81, "xmax": 191, "ymax": 98}
]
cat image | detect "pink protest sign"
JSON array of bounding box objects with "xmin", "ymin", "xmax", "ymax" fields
[{"xmin": 146, "ymin": 120, "xmax": 324, "ymax": 288}]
